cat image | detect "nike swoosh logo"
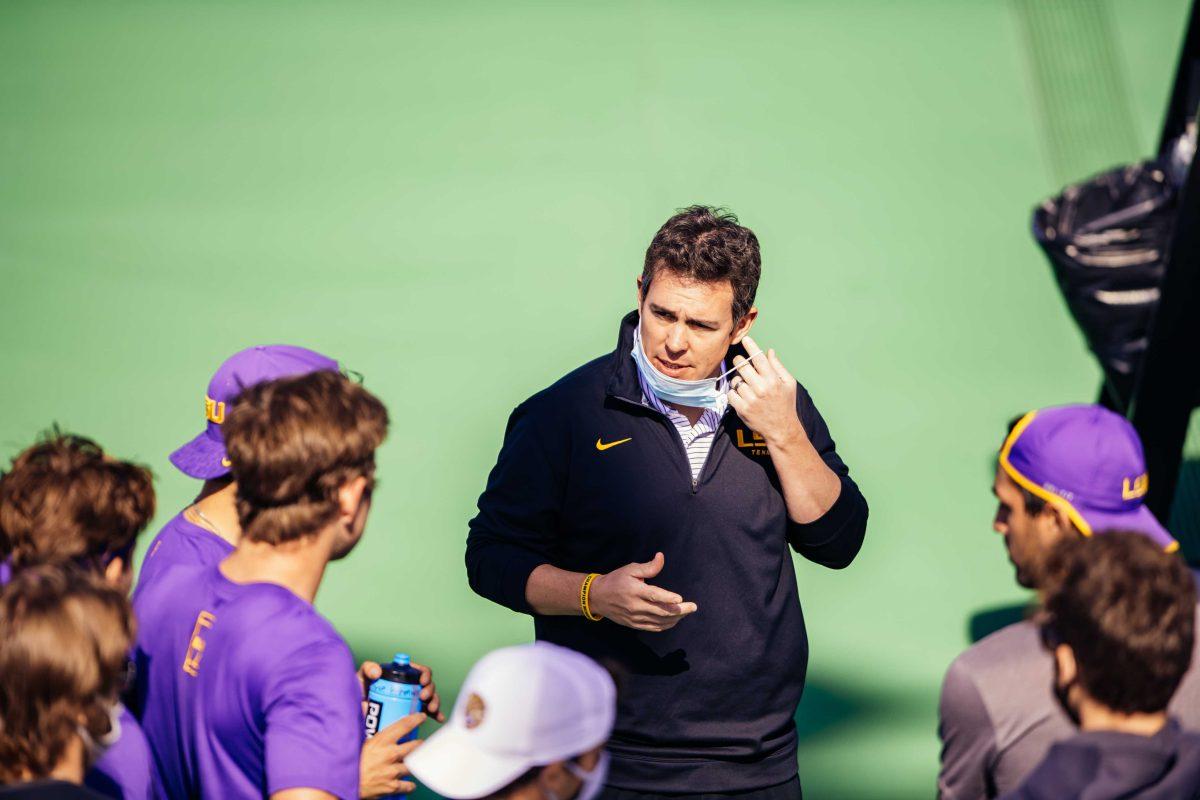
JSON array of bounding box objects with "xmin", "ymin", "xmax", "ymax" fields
[{"xmin": 595, "ymin": 437, "xmax": 632, "ymax": 451}]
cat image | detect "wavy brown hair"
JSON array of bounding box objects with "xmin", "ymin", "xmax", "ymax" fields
[
  {"xmin": 641, "ymin": 206, "xmax": 762, "ymax": 323},
  {"xmin": 0, "ymin": 430, "xmax": 155, "ymax": 570},
  {"xmin": 224, "ymin": 370, "xmax": 389, "ymax": 545},
  {"xmin": 1042, "ymin": 531, "xmax": 1196, "ymax": 714},
  {"xmin": 0, "ymin": 565, "xmax": 134, "ymax": 781}
]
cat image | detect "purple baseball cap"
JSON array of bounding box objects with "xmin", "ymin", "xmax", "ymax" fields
[
  {"xmin": 169, "ymin": 345, "xmax": 339, "ymax": 480},
  {"xmin": 999, "ymin": 404, "xmax": 1178, "ymax": 552}
]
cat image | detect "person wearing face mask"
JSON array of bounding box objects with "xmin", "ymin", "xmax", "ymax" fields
[
  {"xmin": 466, "ymin": 206, "xmax": 869, "ymax": 798},
  {"xmin": 131, "ymin": 371, "xmax": 442, "ymax": 800},
  {"xmin": 0, "ymin": 432, "xmax": 157, "ymax": 800},
  {"xmin": 0, "ymin": 565, "xmax": 137, "ymax": 800},
  {"xmin": 406, "ymin": 643, "xmax": 615, "ymax": 800},
  {"xmin": 999, "ymin": 532, "xmax": 1200, "ymax": 799},
  {"xmin": 937, "ymin": 406, "xmax": 1200, "ymax": 800}
]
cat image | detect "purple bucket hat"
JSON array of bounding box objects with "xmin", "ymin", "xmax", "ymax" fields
[
  {"xmin": 169, "ymin": 345, "xmax": 339, "ymax": 480},
  {"xmin": 999, "ymin": 404, "xmax": 1178, "ymax": 552}
]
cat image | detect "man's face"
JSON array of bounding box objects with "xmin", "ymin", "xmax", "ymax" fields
[
  {"xmin": 992, "ymin": 468, "xmax": 1069, "ymax": 589},
  {"xmin": 636, "ymin": 270, "xmax": 754, "ymax": 381}
]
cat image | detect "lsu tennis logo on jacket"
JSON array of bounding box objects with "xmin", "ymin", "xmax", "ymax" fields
[
  {"xmin": 1122, "ymin": 473, "xmax": 1149, "ymax": 500},
  {"xmin": 182, "ymin": 610, "xmax": 216, "ymax": 677},
  {"xmin": 735, "ymin": 428, "xmax": 768, "ymax": 457}
]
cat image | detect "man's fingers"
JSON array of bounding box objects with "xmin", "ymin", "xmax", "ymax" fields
[
  {"xmin": 358, "ymin": 660, "xmax": 382, "ymax": 697},
  {"xmin": 628, "ymin": 551, "xmax": 665, "ymax": 579},
  {"xmin": 396, "ymin": 739, "xmax": 422, "ymax": 759},
  {"xmin": 740, "ymin": 336, "xmax": 778, "ymax": 382},
  {"xmin": 395, "ymin": 781, "xmax": 417, "ymax": 795},
  {"xmin": 766, "ymin": 349, "xmax": 794, "ymax": 384},
  {"xmin": 410, "ymin": 661, "xmax": 432, "ymax": 687},
  {"xmin": 727, "ymin": 388, "xmax": 748, "ymax": 414},
  {"xmin": 731, "ymin": 354, "xmax": 767, "ymax": 390},
  {"xmin": 642, "ymin": 584, "xmax": 684, "ymax": 605},
  {"xmin": 636, "ymin": 600, "xmax": 699, "ymax": 620},
  {"xmin": 376, "ymin": 712, "xmax": 426, "ymax": 742}
]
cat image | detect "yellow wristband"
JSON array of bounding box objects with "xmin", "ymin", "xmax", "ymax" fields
[{"xmin": 580, "ymin": 573, "xmax": 603, "ymax": 621}]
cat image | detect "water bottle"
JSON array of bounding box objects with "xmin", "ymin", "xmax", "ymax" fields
[
  {"xmin": 365, "ymin": 653, "xmax": 424, "ymax": 741},
  {"xmin": 365, "ymin": 653, "xmax": 424, "ymax": 798}
]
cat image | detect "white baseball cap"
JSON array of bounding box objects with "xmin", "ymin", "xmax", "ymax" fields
[{"xmin": 406, "ymin": 642, "xmax": 617, "ymax": 799}]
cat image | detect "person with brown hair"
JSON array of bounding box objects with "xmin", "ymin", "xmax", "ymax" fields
[
  {"xmin": 466, "ymin": 206, "xmax": 869, "ymax": 798},
  {"xmin": 1000, "ymin": 532, "xmax": 1200, "ymax": 798},
  {"xmin": 0, "ymin": 565, "xmax": 136, "ymax": 800},
  {"xmin": 132, "ymin": 370, "xmax": 441, "ymax": 800},
  {"xmin": 135, "ymin": 345, "xmax": 341, "ymax": 596},
  {"xmin": 0, "ymin": 432, "xmax": 156, "ymax": 800},
  {"xmin": 937, "ymin": 406, "xmax": 1200, "ymax": 800},
  {"xmin": 0, "ymin": 431, "xmax": 155, "ymax": 591}
]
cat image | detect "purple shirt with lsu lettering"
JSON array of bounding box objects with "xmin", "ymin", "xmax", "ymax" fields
[
  {"xmin": 131, "ymin": 563, "xmax": 362, "ymax": 799},
  {"xmin": 133, "ymin": 511, "xmax": 234, "ymax": 601}
]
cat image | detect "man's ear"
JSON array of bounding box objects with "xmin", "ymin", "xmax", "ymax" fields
[
  {"xmin": 1054, "ymin": 643, "xmax": 1077, "ymax": 688},
  {"xmin": 1044, "ymin": 504, "xmax": 1076, "ymax": 538},
  {"xmin": 337, "ymin": 475, "xmax": 369, "ymax": 521},
  {"xmin": 731, "ymin": 307, "xmax": 758, "ymax": 344},
  {"xmin": 635, "ymin": 275, "xmax": 645, "ymax": 311},
  {"xmin": 104, "ymin": 556, "xmax": 129, "ymax": 590}
]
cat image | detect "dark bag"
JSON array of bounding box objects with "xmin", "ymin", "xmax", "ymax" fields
[{"xmin": 1032, "ymin": 161, "xmax": 1176, "ymax": 392}]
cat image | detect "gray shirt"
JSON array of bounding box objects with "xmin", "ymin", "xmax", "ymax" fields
[{"xmin": 937, "ymin": 610, "xmax": 1200, "ymax": 799}]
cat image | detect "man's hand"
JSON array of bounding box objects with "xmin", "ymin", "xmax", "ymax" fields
[
  {"xmin": 728, "ymin": 336, "xmax": 805, "ymax": 446},
  {"xmin": 359, "ymin": 714, "xmax": 424, "ymax": 799},
  {"xmin": 358, "ymin": 660, "xmax": 445, "ymax": 722},
  {"xmin": 588, "ymin": 552, "xmax": 697, "ymax": 631}
]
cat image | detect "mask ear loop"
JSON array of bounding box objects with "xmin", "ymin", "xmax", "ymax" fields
[{"xmin": 714, "ymin": 349, "xmax": 768, "ymax": 382}]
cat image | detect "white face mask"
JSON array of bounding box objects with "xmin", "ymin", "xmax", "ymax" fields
[
  {"xmin": 551, "ymin": 750, "xmax": 609, "ymax": 800},
  {"xmin": 78, "ymin": 703, "xmax": 123, "ymax": 769},
  {"xmin": 631, "ymin": 324, "xmax": 730, "ymax": 412}
]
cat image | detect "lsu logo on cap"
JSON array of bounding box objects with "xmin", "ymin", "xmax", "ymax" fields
[
  {"xmin": 205, "ymin": 396, "xmax": 226, "ymax": 425},
  {"xmin": 465, "ymin": 693, "xmax": 486, "ymax": 729},
  {"xmin": 1122, "ymin": 473, "xmax": 1149, "ymax": 500}
]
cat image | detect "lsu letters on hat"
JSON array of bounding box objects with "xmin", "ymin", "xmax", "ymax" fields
[
  {"xmin": 1000, "ymin": 403, "xmax": 1178, "ymax": 551},
  {"xmin": 169, "ymin": 345, "xmax": 339, "ymax": 480}
]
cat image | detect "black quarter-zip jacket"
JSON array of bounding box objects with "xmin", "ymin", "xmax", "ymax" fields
[{"xmin": 466, "ymin": 312, "xmax": 869, "ymax": 793}]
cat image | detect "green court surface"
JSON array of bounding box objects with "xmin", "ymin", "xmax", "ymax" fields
[{"xmin": 0, "ymin": 1, "xmax": 1190, "ymax": 797}]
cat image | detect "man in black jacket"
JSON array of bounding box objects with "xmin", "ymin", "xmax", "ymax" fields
[{"xmin": 466, "ymin": 206, "xmax": 869, "ymax": 799}]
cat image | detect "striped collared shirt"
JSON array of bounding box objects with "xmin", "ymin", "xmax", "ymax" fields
[{"xmin": 636, "ymin": 361, "xmax": 728, "ymax": 484}]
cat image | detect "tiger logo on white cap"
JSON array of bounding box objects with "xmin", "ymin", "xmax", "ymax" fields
[{"xmin": 465, "ymin": 693, "xmax": 486, "ymax": 729}]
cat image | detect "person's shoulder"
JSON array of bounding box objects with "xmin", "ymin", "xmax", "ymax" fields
[
  {"xmin": 132, "ymin": 562, "xmax": 213, "ymax": 621},
  {"xmin": 85, "ymin": 706, "xmax": 153, "ymax": 800},
  {"xmin": 942, "ymin": 619, "xmax": 1048, "ymax": 720},
  {"xmin": 138, "ymin": 512, "xmax": 232, "ymax": 582},
  {"xmin": 999, "ymin": 735, "xmax": 1100, "ymax": 799},
  {"xmin": 232, "ymin": 584, "xmax": 347, "ymax": 650},
  {"xmin": 519, "ymin": 353, "xmax": 611, "ymax": 411},
  {"xmin": 952, "ymin": 619, "xmax": 1045, "ymax": 678}
]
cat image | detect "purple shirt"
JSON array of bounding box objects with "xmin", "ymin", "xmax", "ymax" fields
[
  {"xmin": 84, "ymin": 706, "xmax": 152, "ymax": 800},
  {"xmin": 134, "ymin": 511, "xmax": 235, "ymax": 602},
  {"xmin": 132, "ymin": 564, "xmax": 362, "ymax": 800}
]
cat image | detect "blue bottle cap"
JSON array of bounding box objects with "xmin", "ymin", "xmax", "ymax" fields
[{"xmin": 393, "ymin": 653, "xmax": 411, "ymax": 666}]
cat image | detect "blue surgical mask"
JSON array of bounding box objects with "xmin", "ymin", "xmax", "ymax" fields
[{"xmin": 631, "ymin": 323, "xmax": 730, "ymax": 412}]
